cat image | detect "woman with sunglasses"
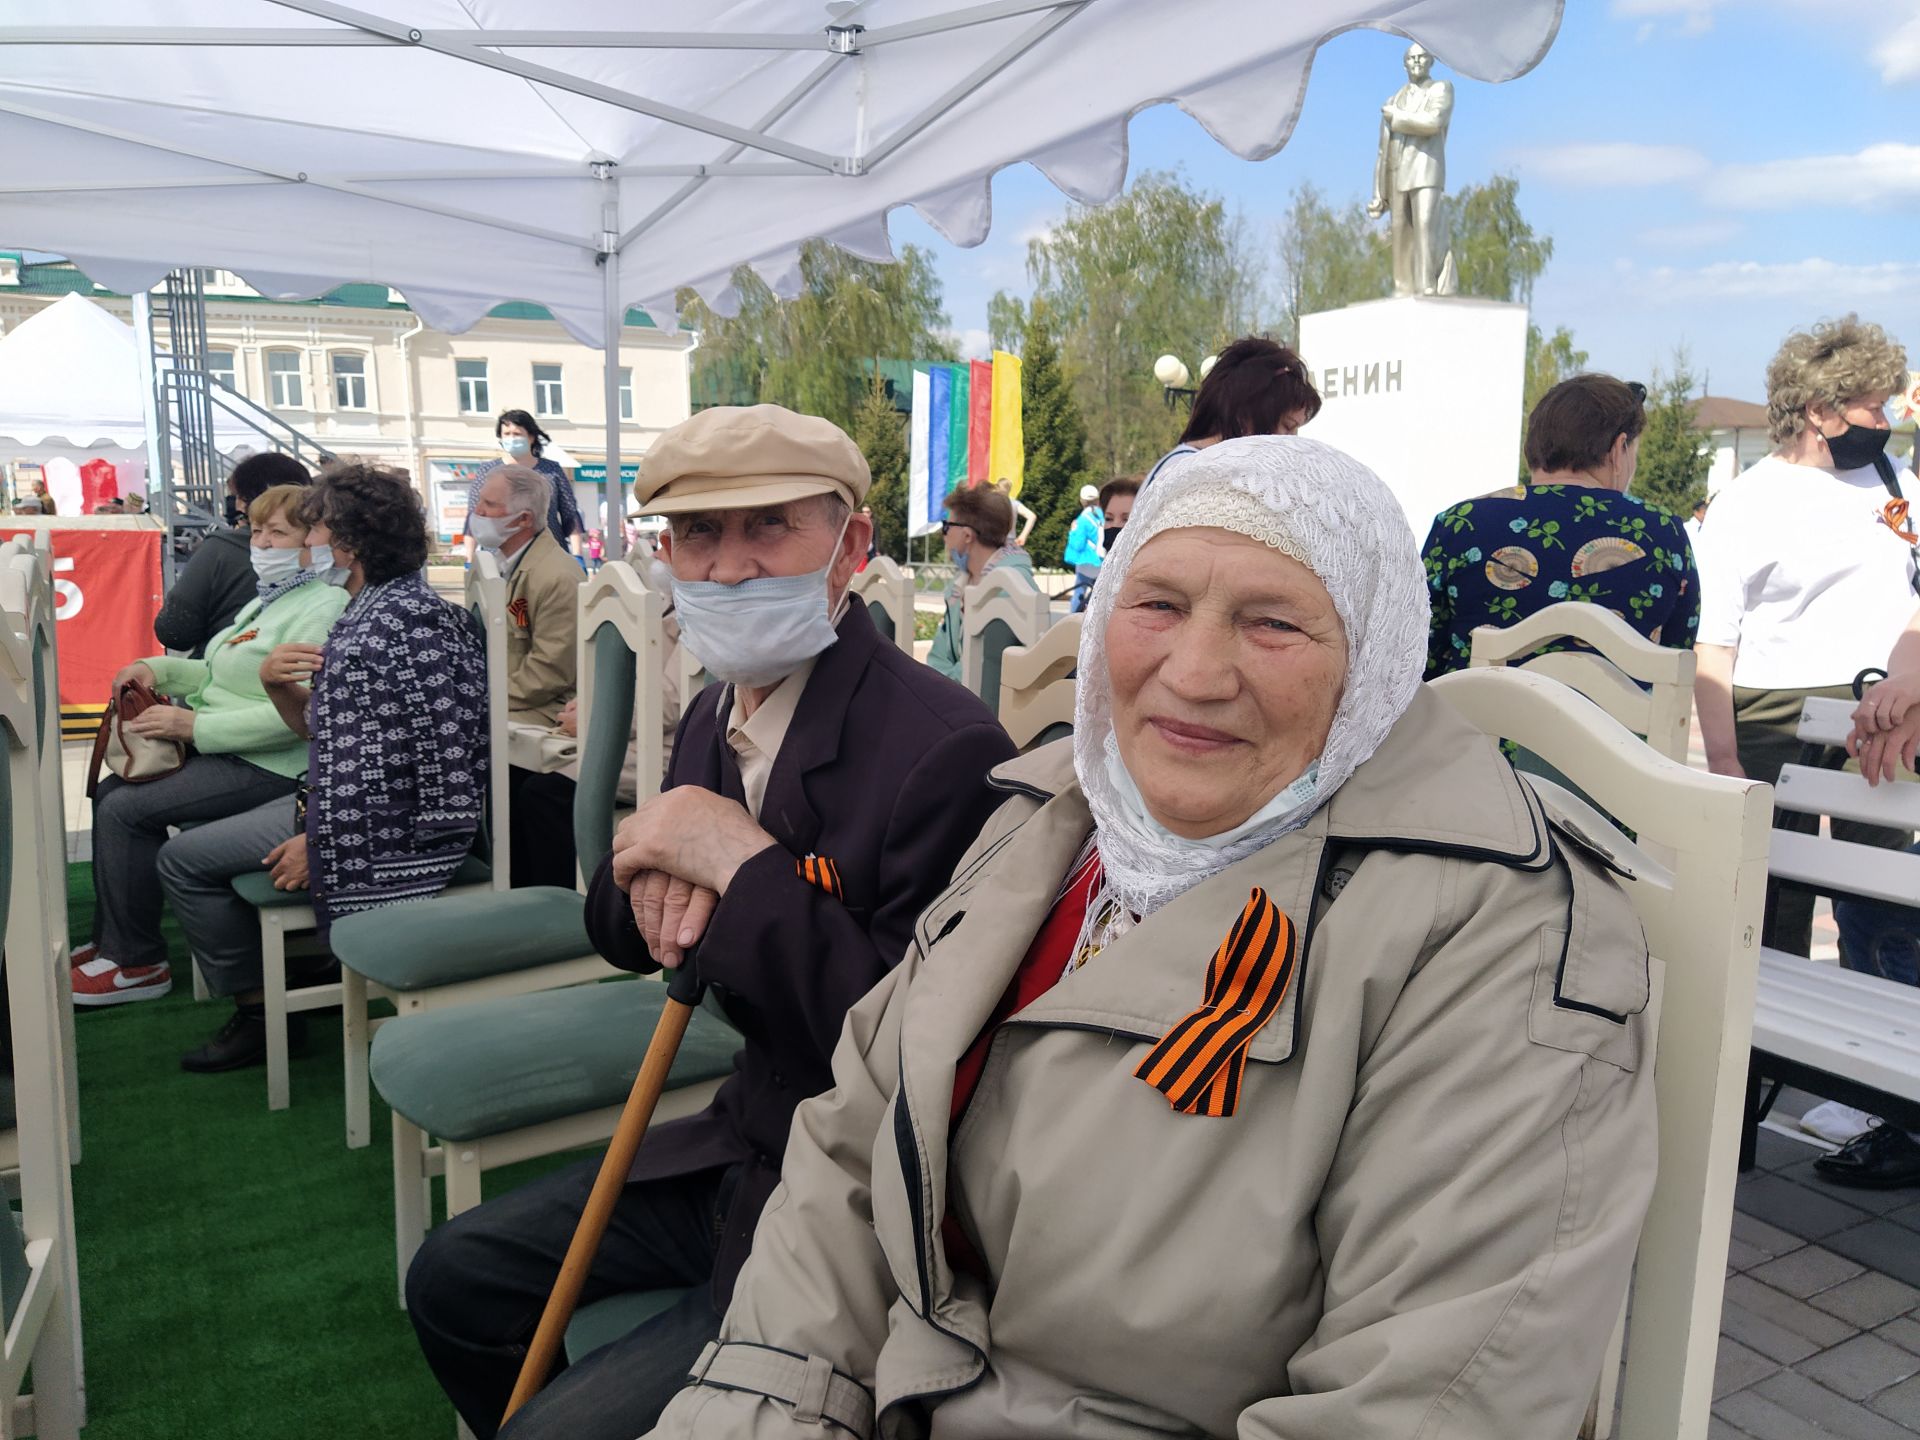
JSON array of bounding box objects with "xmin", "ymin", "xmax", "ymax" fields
[
  {"xmin": 1421, "ymin": 372, "xmax": 1697, "ymax": 678},
  {"xmin": 926, "ymin": 483, "xmax": 1035, "ymax": 683},
  {"xmin": 1693, "ymin": 314, "xmax": 1914, "ymax": 958}
]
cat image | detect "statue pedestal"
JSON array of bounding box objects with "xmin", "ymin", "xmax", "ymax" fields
[{"xmin": 1298, "ymin": 295, "xmax": 1529, "ymax": 535}]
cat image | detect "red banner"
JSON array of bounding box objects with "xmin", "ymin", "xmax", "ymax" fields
[
  {"xmin": 967, "ymin": 358, "xmax": 993, "ymax": 487},
  {"xmin": 0, "ymin": 528, "xmax": 163, "ymax": 710}
]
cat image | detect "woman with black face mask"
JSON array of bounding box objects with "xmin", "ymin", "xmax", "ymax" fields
[{"xmin": 1693, "ymin": 313, "xmax": 1915, "ymax": 952}]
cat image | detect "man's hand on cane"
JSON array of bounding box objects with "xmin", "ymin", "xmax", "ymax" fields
[{"xmin": 611, "ymin": 786, "xmax": 775, "ymax": 968}]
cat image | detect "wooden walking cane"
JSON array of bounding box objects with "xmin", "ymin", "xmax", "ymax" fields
[{"xmin": 502, "ymin": 958, "xmax": 706, "ymax": 1425}]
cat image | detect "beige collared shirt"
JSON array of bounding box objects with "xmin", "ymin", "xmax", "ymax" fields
[{"xmin": 724, "ymin": 654, "xmax": 818, "ymax": 820}]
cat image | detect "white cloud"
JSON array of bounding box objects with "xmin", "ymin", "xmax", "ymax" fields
[
  {"xmin": 1610, "ymin": 0, "xmax": 1727, "ymax": 35},
  {"xmin": 949, "ymin": 327, "xmax": 992, "ymax": 360},
  {"xmin": 1624, "ymin": 256, "xmax": 1920, "ymax": 303},
  {"xmin": 1874, "ymin": 6, "xmax": 1920, "ymax": 81},
  {"xmin": 1505, "ymin": 142, "xmax": 1710, "ymax": 187},
  {"xmin": 1637, "ymin": 219, "xmax": 1745, "ymax": 248},
  {"xmin": 1704, "ymin": 142, "xmax": 1920, "ymax": 210}
]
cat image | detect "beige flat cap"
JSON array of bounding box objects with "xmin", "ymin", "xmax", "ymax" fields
[{"xmin": 633, "ymin": 404, "xmax": 870, "ymax": 517}]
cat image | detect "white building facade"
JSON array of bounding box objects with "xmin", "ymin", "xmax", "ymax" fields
[{"xmin": 0, "ymin": 256, "xmax": 694, "ymax": 540}]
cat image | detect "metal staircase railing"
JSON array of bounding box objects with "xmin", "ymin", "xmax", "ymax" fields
[{"xmin": 147, "ymin": 269, "xmax": 333, "ymax": 586}]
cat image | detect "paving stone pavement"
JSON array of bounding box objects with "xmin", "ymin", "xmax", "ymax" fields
[{"xmin": 1715, "ymin": 1094, "xmax": 1920, "ymax": 1436}]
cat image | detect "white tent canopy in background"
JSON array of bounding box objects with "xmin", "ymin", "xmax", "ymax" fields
[
  {"xmin": 0, "ymin": 292, "xmax": 264, "ymax": 459},
  {"xmin": 0, "ymin": 0, "xmax": 1562, "ymax": 548}
]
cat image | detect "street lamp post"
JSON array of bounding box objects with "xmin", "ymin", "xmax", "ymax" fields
[{"xmin": 1154, "ymin": 352, "xmax": 1217, "ymax": 410}]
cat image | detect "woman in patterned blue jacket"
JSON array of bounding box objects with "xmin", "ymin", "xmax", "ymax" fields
[{"xmin": 260, "ymin": 463, "xmax": 488, "ymax": 939}]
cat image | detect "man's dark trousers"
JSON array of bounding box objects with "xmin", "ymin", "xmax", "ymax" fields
[{"xmin": 406, "ymin": 1160, "xmax": 735, "ymax": 1440}]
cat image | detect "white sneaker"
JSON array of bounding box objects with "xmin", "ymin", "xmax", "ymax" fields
[{"xmin": 1799, "ymin": 1100, "xmax": 1875, "ymax": 1145}]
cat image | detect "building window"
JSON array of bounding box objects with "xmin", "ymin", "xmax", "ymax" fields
[
  {"xmin": 267, "ymin": 350, "xmax": 304, "ymax": 409},
  {"xmin": 456, "ymin": 358, "xmax": 489, "ymax": 414},
  {"xmin": 206, "ymin": 348, "xmax": 238, "ymax": 393},
  {"xmin": 533, "ymin": 363, "xmax": 565, "ymax": 416},
  {"xmin": 331, "ymin": 352, "xmax": 369, "ymax": 410},
  {"xmin": 619, "ymin": 366, "xmax": 633, "ymax": 421}
]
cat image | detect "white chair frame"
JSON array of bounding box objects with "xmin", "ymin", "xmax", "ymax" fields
[
  {"xmin": 335, "ymin": 551, "xmax": 535, "ymax": 1146},
  {"xmin": 0, "ymin": 551, "xmax": 84, "ymax": 1439},
  {"xmin": 848, "ymin": 556, "xmax": 915, "ymax": 654},
  {"xmin": 384, "ymin": 566, "xmax": 680, "ymax": 1293},
  {"xmin": 0, "ymin": 541, "xmax": 79, "ymax": 1165},
  {"xmin": 959, "ymin": 568, "xmax": 1050, "ymax": 705},
  {"xmin": 1432, "ymin": 666, "xmax": 1769, "ymax": 1440},
  {"xmin": 1469, "ymin": 601, "xmax": 1696, "ymax": 764},
  {"xmin": 997, "ymin": 613, "xmax": 1080, "ymax": 751}
]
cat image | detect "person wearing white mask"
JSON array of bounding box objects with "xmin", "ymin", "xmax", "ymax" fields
[
  {"xmin": 74, "ymin": 484, "xmax": 350, "ymax": 1024},
  {"xmin": 644, "ymin": 436, "xmax": 1658, "ymax": 1440},
  {"xmin": 461, "ymin": 409, "xmax": 585, "ymax": 560},
  {"xmin": 470, "ymin": 463, "xmax": 582, "ymax": 734},
  {"xmin": 404, "ymin": 403, "xmax": 1016, "ymax": 1440}
]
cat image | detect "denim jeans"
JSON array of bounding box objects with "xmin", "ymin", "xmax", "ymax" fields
[{"xmin": 1834, "ymin": 843, "xmax": 1920, "ymax": 987}]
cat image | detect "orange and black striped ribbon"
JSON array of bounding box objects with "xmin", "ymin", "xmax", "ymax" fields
[
  {"xmin": 797, "ymin": 854, "xmax": 845, "ymax": 901},
  {"xmin": 1133, "ymin": 888, "xmax": 1296, "ymax": 1118}
]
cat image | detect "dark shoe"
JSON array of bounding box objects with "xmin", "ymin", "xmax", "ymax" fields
[
  {"xmin": 1814, "ymin": 1124, "xmax": 1920, "ymax": 1190},
  {"xmin": 180, "ymin": 1009, "xmax": 306, "ymax": 1073}
]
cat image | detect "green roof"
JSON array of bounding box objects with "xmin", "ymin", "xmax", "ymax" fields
[{"xmin": 2, "ymin": 257, "xmax": 657, "ymax": 329}]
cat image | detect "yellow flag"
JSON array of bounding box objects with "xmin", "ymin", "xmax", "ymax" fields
[{"xmin": 988, "ymin": 350, "xmax": 1024, "ymax": 497}]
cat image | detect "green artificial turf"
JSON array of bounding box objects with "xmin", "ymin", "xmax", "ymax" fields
[{"xmin": 62, "ymin": 863, "xmax": 567, "ymax": 1439}]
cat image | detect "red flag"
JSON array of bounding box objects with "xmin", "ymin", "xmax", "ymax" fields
[{"xmin": 968, "ymin": 358, "xmax": 993, "ymax": 487}]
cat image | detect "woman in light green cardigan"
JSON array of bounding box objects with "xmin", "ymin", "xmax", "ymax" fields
[{"xmin": 73, "ymin": 484, "xmax": 350, "ymax": 1007}]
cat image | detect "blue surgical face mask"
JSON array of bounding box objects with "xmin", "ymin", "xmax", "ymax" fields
[
  {"xmin": 671, "ymin": 521, "xmax": 850, "ymax": 688},
  {"xmin": 306, "ymin": 543, "xmax": 350, "ymax": 588},
  {"xmin": 500, "ymin": 436, "xmax": 531, "ymax": 459},
  {"xmin": 251, "ymin": 544, "xmax": 305, "ymax": 593}
]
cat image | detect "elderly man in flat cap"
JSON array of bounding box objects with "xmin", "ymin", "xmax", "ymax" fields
[{"xmin": 405, "ymin": 405, "xmax": 1016, "ymax": 1440}]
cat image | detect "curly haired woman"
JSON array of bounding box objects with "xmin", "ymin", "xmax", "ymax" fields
[{"xmin": 1694, "ymin": 314, "xmax": 1915, "ymax": 957}]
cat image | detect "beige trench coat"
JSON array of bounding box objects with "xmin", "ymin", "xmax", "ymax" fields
[{"xmin": 652, "ymin": 686, "xmax": 1657, "ymax": 1440}]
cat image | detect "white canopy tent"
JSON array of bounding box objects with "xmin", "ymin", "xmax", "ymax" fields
[
  {"xmin": 0, "ymin": 293, "xmax": 264, "ymax": 454},
  {"xmin": 0, "ymin": 0, "xmax": 1561, "ymax": 550}
]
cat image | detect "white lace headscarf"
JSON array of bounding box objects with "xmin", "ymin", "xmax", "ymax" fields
[{"xmin": 1073, "ymin": 436, "xmax": 1429, "ymax": 923}]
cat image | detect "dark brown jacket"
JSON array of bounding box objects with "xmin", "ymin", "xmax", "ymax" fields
[{"xmin": 585, "ymin": 601, "xmax": 1015, "ymax": 1304}]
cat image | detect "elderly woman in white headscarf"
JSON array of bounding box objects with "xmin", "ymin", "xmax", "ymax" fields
[{"xmin": 647, "ymin": 438, "xmax": 1656, "ymax": 1440}]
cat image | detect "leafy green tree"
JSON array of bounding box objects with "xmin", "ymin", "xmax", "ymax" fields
[
  {"xmin": 851, "ymin": 376, "xmax": 910, "ymax": 560},
  {"xmin": 1517, "ymin": 324, "xmax": 1589, "ymax": 478},
  {"xmin": 1018, "ymin": 301, "xmax": 1095, "ymax": 565},
  {"xmin": 678, "ymin": 240, "xmax": 955, "ymax": 431},
  {"xmin": 987, "ymin": 290, "xmax": 1028, "ymax": 355},
  {"xmin": 1631, "ymin": 349, "xmax": 1712, "ymax": 517},
  {"xmin": 1449, "ymin": 174, "xmax": 1554, "ymax": 305},
  {"xmin": 1026, "ymin": 170, "xmax": 1265, "ymax": 476},
  {"xmin": 1276, "ymin": 183, "xmax": 1390, "ymax": 344}
]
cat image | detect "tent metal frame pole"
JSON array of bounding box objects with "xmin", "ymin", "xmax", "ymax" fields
[
  {"xmin": 2, "ymin": 6, "xmax": 1076, "ymax": 50},
  {"xmin": 599, "ymin": 167, "xmax": 625, "ymax": 564},
  {"xmin": 614, "ymin": 0, "xmax": 887, "ymax": 254},
  {"xmin": 0, "ymin": 96, "xmax": 597, "ymax": 251},
  {"xmin": 857, "ymin": 2, "xmax": 1087, "ymax": 171},
  {"xmin": 263, "ymin": 0, "xmax": 846, "ymax": 171}
]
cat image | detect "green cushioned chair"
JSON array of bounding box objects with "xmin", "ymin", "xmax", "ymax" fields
[
  {"xmin": 333, "ymin": 574, "xmax": 664, "ymax": 1150},
  {"xmin": 371, "ymin": 980, "xmax": 738, "ymax": 1142},
  {"xmin": 240, "ymin": 556, "xmax": 519, "ymax": 1143},
  {"xmin": 373, "ymin": 977, "xmax": 735, "ymax": 1301},
  {"xmin": 959, "ymin": 570, "xmax": 1050, "ymax": 719},
  {"xmin": 565, "ymin": 1288, "xmax": 691, "ymax": 1365}
]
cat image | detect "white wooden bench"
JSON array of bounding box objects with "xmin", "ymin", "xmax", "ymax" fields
[{"xmin": 1745, "ymin": 694, "xmax": 1920, "ymax": 1164}]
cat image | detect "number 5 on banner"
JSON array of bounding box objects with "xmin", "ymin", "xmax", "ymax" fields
[{"xmin": 52, "ymin": 557, "xmax": 83, "ymax": 621}]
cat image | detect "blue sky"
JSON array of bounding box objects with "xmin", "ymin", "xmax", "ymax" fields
[{"xmin": 894, "ymin": 0, "xmax": 1920, "ymax": 404}]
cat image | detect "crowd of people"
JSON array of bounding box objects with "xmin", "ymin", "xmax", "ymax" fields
[{"xmin": 58, "ymin": 307, "xmax": 1920, "ymax": 1434}]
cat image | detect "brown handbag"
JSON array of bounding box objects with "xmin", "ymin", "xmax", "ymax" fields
[{"xmin": 85, "ymin": 678, "xmax": 187, "ymax": 799}]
